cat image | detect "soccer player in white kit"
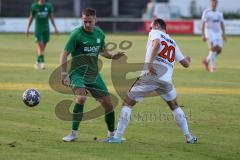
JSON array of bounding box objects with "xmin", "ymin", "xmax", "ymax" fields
[
  {"xmin": 105, "ymin": 18, "xmax": 197, "ymax": 144},
  {"xmin": 201, "ymin": 0, "xmax": 227, "ymax": 72}
]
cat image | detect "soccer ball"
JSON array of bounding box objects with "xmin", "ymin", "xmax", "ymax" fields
[{"xmin": 22, "ymin": 88, "xmax": 40, "ymax": 107}]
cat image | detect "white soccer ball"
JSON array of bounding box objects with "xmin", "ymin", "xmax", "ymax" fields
[{"xmin": 22, "ymin": 88, "xmax": 40, "ymax": 107}]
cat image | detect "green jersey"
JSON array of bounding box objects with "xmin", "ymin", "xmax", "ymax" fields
[
  {"xmin": 31, "ymin": 2, "xmax": 53, "ymax": 33},
  {"xmin": 64, "ymin": 26, "xmax": 105, "ymax": 77}
]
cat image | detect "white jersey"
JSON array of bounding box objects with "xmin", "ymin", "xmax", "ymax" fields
[
  {"xmin": 142, "ymin": 29, "xmax": 184, "ymax": 83},
  {"xmin": 202, "ymin": 8, "xmax": 224, "ymax": 33}
]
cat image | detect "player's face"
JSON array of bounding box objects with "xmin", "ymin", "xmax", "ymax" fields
[
  {"xmin": 82, "ymin": 15, "xmax": 96, "ymax": 32},
  {"xmin": 150, "ymin": 22, "xmax": 160, "ymax": 30},
  {"xmin": 211, "ymin": 0, "xmax": 218, "ymax": 10}
]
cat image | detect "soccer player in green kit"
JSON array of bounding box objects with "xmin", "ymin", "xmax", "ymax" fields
[
  {"xmin": 26, "ymin": 0, "xmax": 58, "ymax": 69},
  {"xmin": 61, "ymin": 8, "xmax": 125, "ymax": 142}
]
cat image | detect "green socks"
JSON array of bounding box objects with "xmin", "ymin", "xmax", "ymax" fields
[
  {"xmin": 71, "ymin": 104, "xmax": 115, "ymax": 132},
  {"xmin": 72, "ymin": 103, "xmax": 84, "ymax": 131},
  {"xmin": 37, "ymin": 55, "xmax": 45, "ymax": 63},
  {"xmin": 105, "ymin": 111, "xmax": 115, "ymax": 132}
]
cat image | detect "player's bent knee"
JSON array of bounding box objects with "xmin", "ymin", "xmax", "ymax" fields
[
  {"xmin": 76, "ymin": 96, "xmax": 87, "ymax": 104},
  {"xmin": 216, "ymin": 47, "xmax": 222, "ymax": 54},
  {"xmin": 123, "ymin": 96, "xmax": 137, "ymax": 107},
  {"xmin": 210, "ymin": 47, "xmax": 215, "ymax": 52},
  {"xmin": 213, "ymin": 46, "xmax": 222, "ymax": 54},
  {"xmin": 166, "ymin": 99, "xmax": 178, "ymax": 111},
  {"xmin": 102, "ymin": 103, "xmax": 114, "ymax": 112}
]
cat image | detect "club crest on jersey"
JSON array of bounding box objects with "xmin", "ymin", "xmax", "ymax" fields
[
  {"xmin": 96, "ymin": 38, "xmax": 101, "ymax": 44},
  {"xmin": 45, "ymin": 8, "xmax": 48, "ymax": 11}
]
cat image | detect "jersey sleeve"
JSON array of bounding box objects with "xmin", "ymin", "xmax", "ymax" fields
[
  {"xmin": 64, "ymin": 31, "xmax": 78, "ymax": 54},
  {"xmin": 31, "ymin": 4, "xmax": 36, "ymax": 16},
  {"xmin": 48, "ymin": 3, "xmax": 53, "ymax": 14},
  {"xmin": 174, "ymin": 44, "xmax": 185, "ymax": 62},
  {"xmin": 150, "ymin": 30, "xmax": 161, "ymax": 41}
]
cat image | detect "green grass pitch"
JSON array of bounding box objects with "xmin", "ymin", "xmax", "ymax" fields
[{"xmin": 0, "ymin": 33, "xmax": 240, "ymax": 160}]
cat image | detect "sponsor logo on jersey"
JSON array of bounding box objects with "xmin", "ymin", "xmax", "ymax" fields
[
  {"xmin": 37, "ymin": 11, "xmax": 48, "ymax": 18},
  {"xmin": 155, "ymin": 57, "xmax": 174, "ymax": 68},
  {"xmin": 213, "ymin": 19, "xmax": 220, "ymax": 23},
  {"xmin": 84, "ymin": 46, "xmax": 100, "ymax": 53}
]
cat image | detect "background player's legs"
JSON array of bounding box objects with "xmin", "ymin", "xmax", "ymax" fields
[
  {"xmin": 212, "ymin": 45, "xmax": 222, "ymax": 71},
  {"xmin": 35, "ymin": 31, "xmax": 49, "ymax": 69},
  {"xmin": 211, "ymin": 35, "xmax": 223, "ymax": 72},
  {"xmin": 203, "ymin": 35, "xmax": 222, "ymax": 72},
  {"xmin": 203, "ymin": 39, "xmax": 214, "ymax": 72},
  {"xmin": 63, "ymin": 88, "xmax": 86, "ymax": 142},
  {"xmin": 208, "ymin": 47, "xmax": 217, "ymax": 72},
  {"xmin": 208, "ymin": 45, "xmax": 223, "ymax": 72},
  {"xmin": 35, "ymin": 41, "xmax": 47, "ymax": 69}
]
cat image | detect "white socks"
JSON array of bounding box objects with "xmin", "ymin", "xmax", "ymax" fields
[
  {"xmin": 114, "ymin": 106, "xmax": 190, "ymax": 138},
  {"xmin": 207, "ymin": 51, "xmax": 217, "ymax": 71},
  {"xmin": 72, "ymin": 130, "xmax": 77, "ymax": 136},
  {"xmin": 114, "ymin": 106, "xmax": 132, "ymax": 139},
  {"xmin": 172, "ymin": 107, "xmax": 190, "ymax": 136}
]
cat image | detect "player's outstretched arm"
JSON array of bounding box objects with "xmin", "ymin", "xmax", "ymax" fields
[
  {"xmin": 100, "ymin": 49, "xmax": 125, "ymax": 60},
  {"xmin": 179, "ymin": 56, "xmax": 191, "ymax": 68}
]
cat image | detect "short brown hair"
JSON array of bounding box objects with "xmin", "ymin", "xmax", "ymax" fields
[
  {"xmin": 82, "ymin": 8, "xmax": 96, "ymax": 16},
  {"xmin": 153, "ymin": 18, "xmax": 166, "ymax": 30}
]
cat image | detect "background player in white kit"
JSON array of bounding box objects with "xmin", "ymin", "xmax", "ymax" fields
[
  {"xmin": 104, "ymin": 18, "xmax": 197, "ymax": 144},
  {"xmin": 201, "ymin": 0, "xmax": 227, "ymax": 72}
]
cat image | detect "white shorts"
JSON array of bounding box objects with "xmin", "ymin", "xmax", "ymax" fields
[
  {"xmin": 206, "ymin": 30, "xmax": 223, "ymax": 48},
  {"xmin": 128, "ymin": 74, "xmax": 177, "ymax": 102}
]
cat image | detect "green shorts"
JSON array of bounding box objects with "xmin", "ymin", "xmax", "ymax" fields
[
  {"xmin": 34, "ymin": 31, "xmax": 50, "ymax": 43},
  {"xmin": 69, "ymin": 73, "xmax": 109, "ymax": 98}
]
